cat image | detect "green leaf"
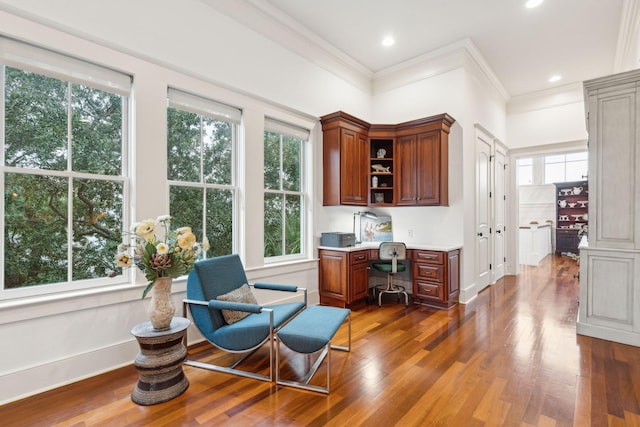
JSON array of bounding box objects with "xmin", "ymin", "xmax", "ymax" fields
[{"xmin": 141, "ymin": 279, "xmax": 155, "ymax": 299}]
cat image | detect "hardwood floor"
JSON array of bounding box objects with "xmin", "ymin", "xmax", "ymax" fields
[{"xmin": 3, "ymin": 254, "xmax": 640, "ymax": 426}]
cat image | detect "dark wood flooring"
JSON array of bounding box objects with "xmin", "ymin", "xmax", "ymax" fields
[{"xmin": 2, "ymin": 254, "xmax": 640, "ymax": 426}]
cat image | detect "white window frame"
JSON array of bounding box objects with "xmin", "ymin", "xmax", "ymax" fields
[
  {"xmin": 263, "ymin": 117, "xmax": 310, "ymax": 263},
  {"xmin": 0, "ymin": 37, "xmax": 132, "ymax": 300},
  {"xmin": 166, "ymin": 88, "xmax": 240, "ymax": 257}
]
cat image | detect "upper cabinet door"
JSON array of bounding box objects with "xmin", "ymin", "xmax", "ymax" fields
[
  {"xmin": 340, "ymin": 129, "xmax": 368, "ymax": 205},
  {"xmin": 416, "ymin": 131, "xmax": 443, "ymax": 206},
  {"xmin": 396, "ymin": 131, "xmax": 447, "ymax": 206},
  {"xmin": 585, "ymin": 75, "xmax": 640, "ymax": 250},
  {"xmin": 396, "ymin": 135, "xmax": 417, "ymax": 206}
]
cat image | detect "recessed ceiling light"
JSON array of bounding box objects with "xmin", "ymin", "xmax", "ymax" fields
[
  {"xmin": 549, "ymin": 75, "xmax": 562, "ymax": 83},
  {"xmin": 526, "ymin": 0, "xmax": 544, "ymax": 8},
  {"xmin": 382, "ymin": 36, "xmax": 395, "ymax": 47}
]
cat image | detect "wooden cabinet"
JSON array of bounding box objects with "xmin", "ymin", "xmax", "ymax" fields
[
  {"xmin": 320, "ymin": 111, "xmax": 455, "ymax": 207},
  {"xmin": 396, "ymin": 131, "xmax": 446, "ymax": 206},
  {"xmin": 396, "ymin": 116, "xmax": 453, "ymax": 206},
  {"xmin": 412, "ymin": 249, "xmax": 460, "ymax": 309},
  {"xmin": 585, "ymin": 72, "xmax": 640, "ymax": 250},
  {"xmin": 578, "ymin": 69, "xmax": 640, "ymax": 346},
  {"xmin": 318, "ymin": 249, "xmax": 370, "ymax": 308},
  {"xmin": 555, "ymin": 229, "xmax": 581, "ymax": 255},
  {"xmin": 554, "ymin": 180, "xmax": 588, "ymax": 254},
  {"xmin": 320, "ymin": 112, "xmax": 369, "ymax": 206},
  {"xmin": 319, "ymin": 247, "xmax": 460, "ymax": 310}
]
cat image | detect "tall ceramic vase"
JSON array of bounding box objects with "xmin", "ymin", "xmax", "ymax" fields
[{"xmin": 148, "ymin": 276, "xmax": 175, "ymax": 331}]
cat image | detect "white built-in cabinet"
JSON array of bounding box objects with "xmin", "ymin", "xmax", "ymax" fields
[{"xmin": 578, "ymin": 69, "xmax": 640, "ymax": 346}]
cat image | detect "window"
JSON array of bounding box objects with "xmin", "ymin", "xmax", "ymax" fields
[
  {"xmin": 167, "ymin": 88, "xmax": 240, "ymax": 258},
  {"xmin": 517, "ymin": 158, "xmax": 533, "ymax": 185},
  {"xmin": 263, "ymin": 118, "xmax": 309, "ymax": 260},
  {"xmin": 1, "ymin": 38, "xmax": 131, "ymax": 298},
  {"xmin": 544, "ymin": 152, "xmax": 588, "ymax": 184}
]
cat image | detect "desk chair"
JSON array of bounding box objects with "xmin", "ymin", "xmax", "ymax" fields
[{"xmin": 372, "ymin": 242, "xmax": 409, "ymax": 306}]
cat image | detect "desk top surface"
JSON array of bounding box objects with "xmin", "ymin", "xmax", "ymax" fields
[{"xmin": 318, "ymin": 242, "xmax": 462, "ymax": 253}]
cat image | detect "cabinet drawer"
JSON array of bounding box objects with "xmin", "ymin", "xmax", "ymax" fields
[
  {"xmin": 416, "ymin": 281, "xmax": 444, "ymax": 301},
  {"xmin": 413, "ymin": 250, "xmax": 444, "ymax": 265},
  {"xmin": 350, "ymin": 251, "xmax": 369, "ymax": 264},
  {"xmin": 414, "ymin": 263, "xmax": 444, "ymax": 282}
]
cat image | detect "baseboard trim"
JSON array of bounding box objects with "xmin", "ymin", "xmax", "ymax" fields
[
  {"xmin": 0, "ymin": 339, "xmax": 138, "ymax": 405},
  {"xmin": 576, "ymin": 322, "xmax": 640, "ymax": 347}
]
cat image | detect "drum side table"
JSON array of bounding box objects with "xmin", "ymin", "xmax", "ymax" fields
[{"xmin": 130, "ymin": 317, "xmax": 190, "ymax": 405}]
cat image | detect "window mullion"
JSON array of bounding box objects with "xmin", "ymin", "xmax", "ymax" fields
[
  {"xmin": 67, "ymin": 82, "xmax": 74, "ymax": 282},
  {"xmin": 281, "ymin": 193, "xmax": 286, "ymax": 256}
]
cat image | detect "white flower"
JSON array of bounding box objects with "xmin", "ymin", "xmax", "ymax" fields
[
  {"xmin": 134, "ymin": 219, "xmax": 157, "ymax": 240},
  {"xmin": 156, "ymin": 242, "xmax": 169, "ymax": 254},
  {"xmin": 156, "ymin": 214, "xmax": 172, "ymax": 223},
  {"xmin": 115, "ymin": 252, "xmax": 133, "ymax": 268},
  {"xmin": 117, "ymin": 243, "xmax": 127, "ymax": 253}
]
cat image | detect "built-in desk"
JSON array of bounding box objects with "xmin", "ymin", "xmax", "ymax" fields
[{"xmin": 318, "ymin": 243, "xmax": 461, "ymax": 310}]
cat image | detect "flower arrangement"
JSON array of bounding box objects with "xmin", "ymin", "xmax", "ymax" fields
[{"xmin": 115, "ymin": 215, "xmax": 203, "ymax": 298}]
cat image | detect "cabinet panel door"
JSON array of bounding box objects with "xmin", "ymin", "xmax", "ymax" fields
[
  {"xmin": 583, "ymin": 250, "xmax": 638, "ymax": 330},
  {"xmin": 318, "ymin": 251, "xmax": 348, "ymax": 301},
  {"xmin": 588, "ymin": 87, "xmax": 639, "ymax": 249},
  {"xmin": 350, "ymin": 261, "xmax": 370, "ymax": 301},
  {"xmin": 416, "ymin": 131, "xmax": 441, "ymax": 205},
  {"xmin": 340, "ymin": 130, "xmax": 368, "ymax": 205},
  {"xmin": 396, "ymin": 135, "xmax": 417, "ymax": 205}
]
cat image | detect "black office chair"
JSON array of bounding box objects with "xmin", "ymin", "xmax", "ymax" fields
[{"xmin": 372, "ymin": 242, "xmax": 409, "ymax": 306}]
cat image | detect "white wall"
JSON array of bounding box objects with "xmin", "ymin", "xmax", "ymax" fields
[{"xmin": 507, "ymin": 85, "xmax": 588, "ymax": 149}]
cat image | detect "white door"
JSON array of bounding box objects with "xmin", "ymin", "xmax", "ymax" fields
[
  {"xmin": 476, "ymin": 130, "xmax": 492, "ymax": 291},
  {"xmin": 493, "ymin": 144, "xmax": 507, "ymax": 282}
]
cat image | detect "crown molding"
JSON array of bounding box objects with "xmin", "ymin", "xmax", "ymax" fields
[
  {"xmin": 201, "ymin": 0, "xmax": 373, "ymax": 93},
  {"xmin": 203, "ymin": 1, "xmax": 510, "ymax": 102},
  {"xmin": 372, "ymin": 38, "xmax": 510, "ymax": 102},
  {"xmin": 614, "ymin": 0, "xmax": 640, "ymax": 72},
  {"xmin": 507, "ymin": 82, "xmax": 584, "ymax": 114}
]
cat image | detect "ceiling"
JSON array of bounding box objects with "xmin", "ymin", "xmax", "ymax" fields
[{"xmin": 213, "ymin": 0, "xmax": 634, "ymax": 98}]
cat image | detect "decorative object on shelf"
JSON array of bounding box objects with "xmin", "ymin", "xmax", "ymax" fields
[
  {"xmin": 372, "ymin": 176, "xmax": 378, "ymax": 188},
  {"xmin": 374, "ymin": 193, "xmax": 384, "ymax": 203},
  {"xmin": 578, "ymin": 200, "xmax": 588, "ymax": 208},
  {"xmin": 554, "ymin": 180, "xmax": 588, "ymax": 255},
  {"xmin": 376, "ymin": 148, "xmax": 386, "ymax": 158},
  {"xmin": 371, "ymin": 164, "xmax": 390, "ymax": 173},
  {"xmin": 113, "ymin": 215, "xmax": 205, "ymax": 329}
]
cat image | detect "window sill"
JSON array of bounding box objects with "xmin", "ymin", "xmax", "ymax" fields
[{"xmin": 0, "ymin": 278, "xmax": 187, "ymax": 326}]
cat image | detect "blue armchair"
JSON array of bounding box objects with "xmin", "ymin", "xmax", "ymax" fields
[{"xmin": 183, "ymin": 254, "xmax": 306, "ymax": 382}]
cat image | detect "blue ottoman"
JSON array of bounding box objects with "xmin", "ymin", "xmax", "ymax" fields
[{"xmin": 275, "ymin": 305, "xmax": 351, "ymax": 393}]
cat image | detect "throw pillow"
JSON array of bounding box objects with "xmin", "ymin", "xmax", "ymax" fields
[{"xmin": 216, "ymin": 284, "xmax": 258, "ymax": 324}]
